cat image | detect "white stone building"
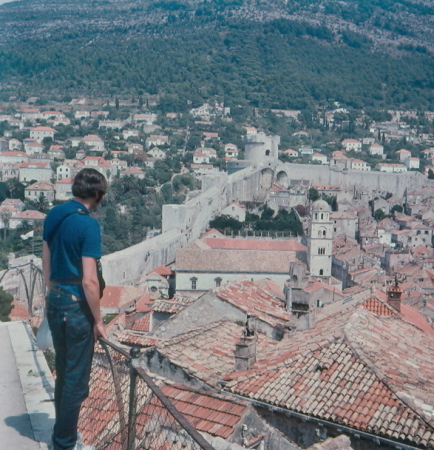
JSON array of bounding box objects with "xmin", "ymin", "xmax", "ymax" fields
[
  {"xmin": 220, "ymin": 202, "xmax": 246, "ymax": 222},
  {"xmin": 81, "ymin": 135, "xmax": 105, "ymax": 152},
  {"xmin": 19, "ymin": 162, "xmax": 53, "ymax": 182},
  {"xmin": 376, "ymin": 163, "xmax": 407, "ymax": 173},
  {"xmin": 25, "ymin": 180, "xmax": 55, "ymax": 202},
  {"xmin": 405, "ymin": 157, "xmax": 420, "ymax": 170},
  {"xmin": 311, "ymin": 153, "xmax": 328, "ymax": 164},
  {"xmin": 349, "ymin": 158, "xmax": 370, "ymax": 171},
  {"xmin": 55, "ymin": 177, "xmax": 74, "ymax": 201},
  {"xmin": 369, "ymin": 143, "xmax": 384, "ymax": 156},
  {"xmin": 342, "ymin": 139, "xmax": 362, "ymax": 152},
  {"xmin": 29, "ymin": 126, "xmax": 56, "ymax": 143}
]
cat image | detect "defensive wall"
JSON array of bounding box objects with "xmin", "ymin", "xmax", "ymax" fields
[
  {"xmin": 274, "ymin": 162, "xmax": 431, "ymax": 197},
  {"xmin": 102, "ymin": 159, "xmax": 433, "ymax": 285},
  {"xmin": 101, "ymin": 165, "xmax": 266, "ymax": 285}
]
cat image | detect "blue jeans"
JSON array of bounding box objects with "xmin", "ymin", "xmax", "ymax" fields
[{"xmin": 47, "ymin": 289, "xmax": 94, "ymax": 450}]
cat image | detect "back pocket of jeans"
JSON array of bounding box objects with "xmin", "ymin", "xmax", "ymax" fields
[{"xmin": 65, "ymin": 312, "xmax": 92, "ymax": 339}]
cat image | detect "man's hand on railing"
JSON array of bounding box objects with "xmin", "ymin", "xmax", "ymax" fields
[{"xmin": 94, "ymin": 320, "xmax": 108, "ymax": 341}]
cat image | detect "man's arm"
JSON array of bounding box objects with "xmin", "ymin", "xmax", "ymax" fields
[
  {"xmin": 82, "ymin": 256, "xmax": 107, "ymax": 340},
  {"xmin": 42, "ymin": 241, "xmax": 52, "ymax": 292}
]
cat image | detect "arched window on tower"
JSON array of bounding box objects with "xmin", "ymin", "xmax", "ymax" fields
[
  {"xmin": 319, "ymin": 269, "xmax": 324, "ymax": 276},
  {"xmin": 323, "ymin": 230, "xmax": 326, "ymax": 236},
  {"xmin": 265, "ymin": 150, "xmax": 270, "ymax": 156},
  {"xmin": 321, "ymin": 213, "xmax": 324, "ymax": 220}
]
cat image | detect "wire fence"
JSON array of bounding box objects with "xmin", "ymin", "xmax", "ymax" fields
[{"xmin": 78, "ymin": 339, "xmax": 214, "ymax": 450}]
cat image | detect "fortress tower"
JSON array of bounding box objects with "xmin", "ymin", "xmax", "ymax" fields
[{"xmin": 307, "ymin": 199, "xmax": 333, "ymax": 278}]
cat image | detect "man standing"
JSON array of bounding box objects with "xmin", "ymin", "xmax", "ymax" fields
[{"xmin": 42, "ymin": 168, "xmax": 108, "ymax": 450}]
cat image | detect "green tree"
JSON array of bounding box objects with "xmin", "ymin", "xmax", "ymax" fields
[
  {"xmin": 373, "ymin": 209, "xmax": 386, "ymax": 221},
  {"xmin": 428, "ymin": 169, "xmax": 434, "ymax": 179},
  {"xmin": 391, "ymin": 205, "xmax": 403, "ymax": 215},
  {"xmin": 308, "ymin": 187, "xmax": 320, "ymax": 201},
  {"xmin": 0, "ymin": 286, "xmax": 13, "ymax": 321},
  {"xmin": 209, "ymin": 215, "xmax": 243, "ymax": 233}
]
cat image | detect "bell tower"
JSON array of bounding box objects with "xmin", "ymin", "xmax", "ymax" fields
[{"xmin": 308, "ymin": 199, "xmax": 333, "ymax": 278}]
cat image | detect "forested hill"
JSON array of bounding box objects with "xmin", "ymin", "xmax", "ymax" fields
[{"xmin": 1, "ymin": 0, "xmax": 434, "ymax": 109}]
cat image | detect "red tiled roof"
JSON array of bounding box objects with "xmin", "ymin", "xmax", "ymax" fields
[
  {"xmin": 131, "ymin": 314, "xmax": 150, "ymax": 332},
  {"xmin": 116, "ymin": 332, "xmax": 159, "ymax": 348},
  {"xmin": 134, "ymin": 293, "xmax": 153, "ymax": 313},
  {"xmin": 152, "ymin": 299, "xmax": 188, "ymax": 314},
  {"xmin": 100, "ymin": 286, "xmax": 147, "ymax": 309},
  {"xmin": 154, "ymin": 320, "xmax": 277, "ymax": 388},
  {"xmin": 161, "ymin": 384, "xmax": 246, "ymax": 439},
  {"xmin": 375, "ymin": 290, "xmax": 434, "ymax": 336},
  {"xmin": 31, "ymin": 126, "xmax": 56, "ymax": 132},
  {"xmin": 204, "ymin": 237, "xmax": 306, "ymax": 252},
  {"xmin": 9, "ymin": 300, "xmax": 29, "ymax": 319},
  {"xmin": 13, "ymin": 210, "xmax": 46, "ymax": 220},
  {"xmin": 147, "ymin": 265, "xmax": 172, "ymax": 276},
  {"xmin": 362, "ymin": 296, "xmax": 396, "ymax": 316},
  {"xmin": 216, "ymin": 280, "xmax": 291, "ymax": 327},
  {"xmin": 225, "ymin": 307, "xmax": 434, "ymax": 448}
]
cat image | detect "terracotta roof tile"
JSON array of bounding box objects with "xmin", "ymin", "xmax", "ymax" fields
[
  {"xmin": 215, "ymin": 280, "xmax": 292, "ymax": 328},
  {"xmin": 131, "ymin": 314, "xmax": 150, "ymax": 332},
  {"xmin": 225, "ymin": 307, "xmax": 434, "ymax": 447},
  {"xmin": 204, "ymin": 237, "xmax": 306, "ymax": 252},
  {"xmin": 153, "ymin": 320, "xmax": 277, "ymax": 388}
]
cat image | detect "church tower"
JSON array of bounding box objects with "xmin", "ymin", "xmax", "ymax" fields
[{"xmin": 308, "ymin": 199, "xmax": 333, "ymax": 278}]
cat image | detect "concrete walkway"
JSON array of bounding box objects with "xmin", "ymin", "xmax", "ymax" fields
[{"xmin": 0, "ymin": 321, "xmax": 55, "ymax": 450}]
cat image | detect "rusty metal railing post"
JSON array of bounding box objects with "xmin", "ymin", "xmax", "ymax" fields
[{"xmin": 127, "ymin": 347, "xmax": 141, "ymax": 450}]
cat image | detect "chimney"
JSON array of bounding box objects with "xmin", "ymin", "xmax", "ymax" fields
[
  {"xmin": 235, "ymin": 314, "xmax": 257, "ymax": 371},
  {"xmin": 387, "ymin": 280, "xmax": 402, "ymax": 313},
  {"xmin": 124, "ymin": 303, "xmax": 137, "ymax": 329}
]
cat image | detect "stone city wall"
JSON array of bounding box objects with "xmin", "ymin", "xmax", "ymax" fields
[
  {"xmin": 102, "ymin": 160, "xmax": 432, "ymax": 285},
  {"xmin": 101, "ymin": 166, "xmax": 265, "ymax": 285}
]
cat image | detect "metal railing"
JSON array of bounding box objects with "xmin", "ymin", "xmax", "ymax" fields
[{"xmin": 78, "ymin": 338, "xmax": 214, "ymax": 450}]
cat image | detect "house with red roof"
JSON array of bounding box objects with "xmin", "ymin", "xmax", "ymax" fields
[
  {"xmin": 19, "ymin": 161, "xmax": 53, "ymax": 182},
  {"xmin": 120, "ymin": 167, "xmax": 145, "ymax": 179},
  {"xmin": 311, "ymin": 152, "xmax": 328, "ymax": 164},
  {"xmin": 223, "ymin": 143, "xmax": 239, "ymax": 158},
  {"xmin": 81, "ymin": 134, "xmax": 105, "ymax": 152},
  {"xmin": 368, "ymin": 142, "xmax": 384, "ymax": 156},
  {"xmin": 24, "ymin": 180, "xmax": 55, "ymax": 202},
  {"xmin": 223, "ymin": 295, "xmax": 434, "ymax": 450},
  {"xmin": 341, "ymin": 138, "xmax": 361, "ymax": 152},
  {"xmin": 29, "ymin": 126, "xmax": 56, "ymax": 143},
  {"xmin": 9, "ymin": 210, "xmax": 46, "ymax": 229},
  {"xmin": 220, "ymin": 201, "xmax": 246, "ymax": 222},
  {"xmin": 152, "ymin": 279, "xmax": 293, "ymax": 340},
  {"xmin": 78, "ymin": 351, "xmax": 297, "ymax": 449},
  {"xmin": 176, "ymin": 235, "xmax": 307, "ymax": 294}
]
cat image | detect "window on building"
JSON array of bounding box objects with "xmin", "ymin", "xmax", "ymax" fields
[
  {"xmin": 191, "ymin": 277, "xmax": 197, "ymax": 290},
  {"xmin": 319, "ymin": 269, "xmax": 324, "ymax": 276},
  {"xmin": 321, "ymin": 213, "xmax": 324, "ymax": 220},
  {"xmin": 265, "ymin": 150, "xmax": 270, "ymax": 156},
  {"xmin": 323, "ymin": 230, "xmax": 326, "ymax": 236},
  {"xmin": 215, "ymin": 277, "xmax": 222, "ymax": 287}
]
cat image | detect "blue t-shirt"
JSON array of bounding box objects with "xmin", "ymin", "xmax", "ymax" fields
[{"xmin": 43, "ymin": 200, "xmax": 102, "ymax": 298}]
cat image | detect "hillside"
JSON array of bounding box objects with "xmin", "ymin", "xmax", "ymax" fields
[{"xmin": 1, "ymin": 0, "xmax": 434, "ymax": 109}]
